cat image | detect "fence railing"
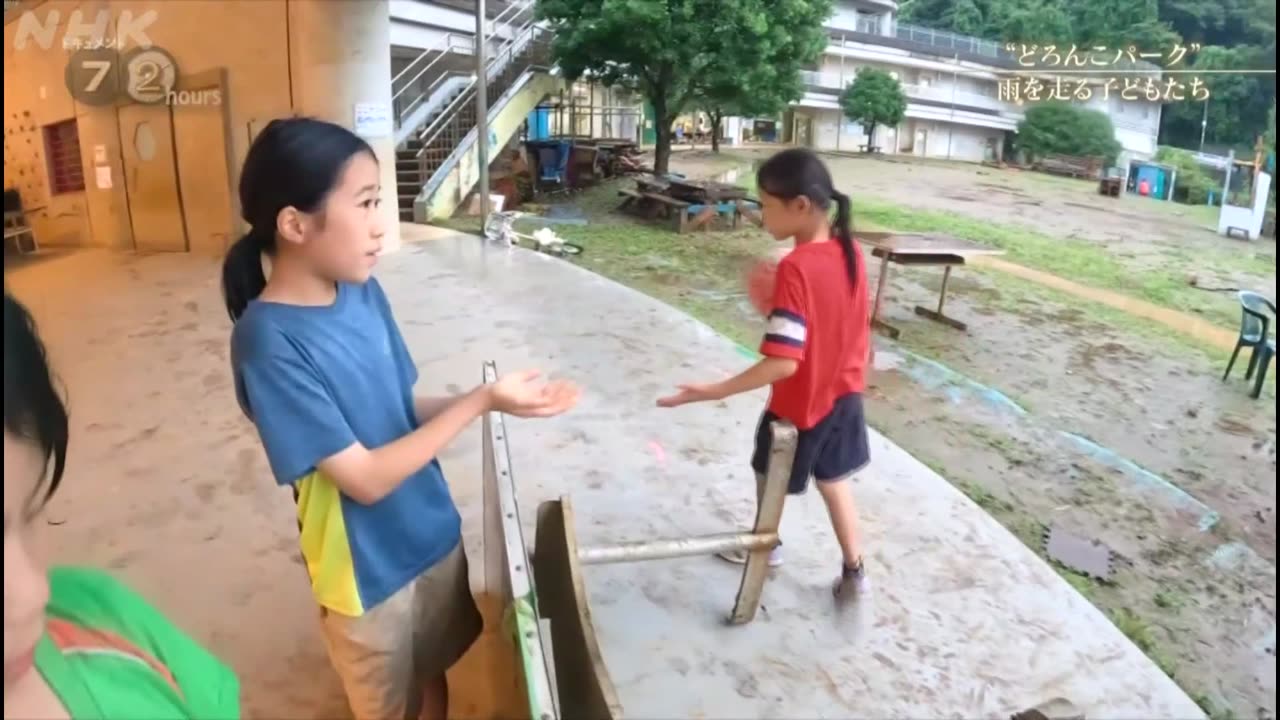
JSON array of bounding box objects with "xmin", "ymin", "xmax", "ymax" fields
[
  {"xmin": 890, "ymin": 22, "xmax": 1004, "ymax": 58},
  {"xmin": 901, "ymin": 82, "xmax": 1007, "ymax": 112}
]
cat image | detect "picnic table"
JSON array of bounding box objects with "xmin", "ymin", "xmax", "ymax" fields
[
  {"xmin": 619, "ymin": 175, "xmax": 754, "ymax": 233},
  {"xmin": 858, "ymin": 232, "xmax": 1004, "ymax": 339}
]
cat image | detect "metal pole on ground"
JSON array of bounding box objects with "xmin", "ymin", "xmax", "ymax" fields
[
  {"xmin": 476, "ymin": 0, "xmax": 490, "ymax": 223},
  {"xmin": 946, "ymin": 53, "xmax": 957, "ymax": 160}
]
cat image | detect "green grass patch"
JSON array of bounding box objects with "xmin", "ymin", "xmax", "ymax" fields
[
  {"xmin": 1056, "ymin": 565, "xmax": 1100, "ymax": 598},
  {"xmin": 973, "ymin": 266, "xmax": 1233, "ymax": 366},
  {"xmin": 851, "ymin": 197, "xmax": 1264, "ymax": 329},
  {"xmin": 1154, "ymin": 589, "xmax": 1187, "ymax": 612},
  {"xmin": 1108, "ymin": 607, "xmax": 1180, "ymax": 681}
]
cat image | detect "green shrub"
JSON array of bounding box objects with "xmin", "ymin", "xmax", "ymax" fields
[
  {"xmin": 1155, "ymin": 146, "xmax": 1218, "ymax": 206},
  {"xmin": 1016, "ymin": 101, "xmax": 1122, "ymax": 164}
]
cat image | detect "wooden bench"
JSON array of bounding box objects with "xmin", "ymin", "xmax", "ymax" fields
[
  {"xmin": 617, "ymin": 188, "xmax": 643, "ymax": 212},
  {"xmin": 618, "ymin": 187, "xmax": 755, "ymax": 234},
  {"xmin": 640, "ymin": 192, "xmax": 691, "ymax": 233}
]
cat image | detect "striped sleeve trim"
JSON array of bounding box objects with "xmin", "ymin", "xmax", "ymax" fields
[
  {"xmin": 765, "ymin": 309, "xmax": 806, "ymax": 347},
  {"xmin": 46, "ymin": 617, "xmax": 184, "ymax": 698}
]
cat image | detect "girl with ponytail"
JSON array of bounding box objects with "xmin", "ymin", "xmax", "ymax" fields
[
  {"xmin": 224, "ymin": 118, "xmax": 579, "ymax": 720},
  {"xmin": 658, "ymin": 148, "xmax": 873, "ymax": 605}
]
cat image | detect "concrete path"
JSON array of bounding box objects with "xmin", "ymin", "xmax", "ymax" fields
[{"xmin": 6, "ymin": 229, "xmax": 1203, "ymax": 719}]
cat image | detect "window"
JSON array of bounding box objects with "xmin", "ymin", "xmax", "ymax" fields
[{"xmin": 43, "ymin": 119, "xmax": 84, "ymax": 195}]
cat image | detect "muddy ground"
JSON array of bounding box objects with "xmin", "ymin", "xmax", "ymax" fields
[{"xmin": 529, "ymin": 147, "xmax": 1277, "ymax": 719}]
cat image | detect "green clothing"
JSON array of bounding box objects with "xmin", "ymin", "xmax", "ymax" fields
[{"xmin": 33, "ymin": 566, "xmax": 240, "ymax": 719}]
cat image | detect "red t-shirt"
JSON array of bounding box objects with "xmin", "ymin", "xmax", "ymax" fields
[{"xmin": 759, "ymin": 238, "xmax": 871, "ymax": 430}]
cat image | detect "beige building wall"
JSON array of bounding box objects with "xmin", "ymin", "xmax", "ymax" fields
[{"xmin": 5, "ymin": 0, "xmax": 397, "ymax": 254}]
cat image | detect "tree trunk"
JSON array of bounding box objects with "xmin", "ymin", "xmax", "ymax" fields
[
  {"xmin": 653, "ymin": 97, "xmax": 673, "ymax": 175},
  {"xmin": 711, "ymin": 110, "xmax": 722, "ymax": 153},
  {"xmin": 867, "ymin": 122, "xmax": 878, "ymax": 152}
]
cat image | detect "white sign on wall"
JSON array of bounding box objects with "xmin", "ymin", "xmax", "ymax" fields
[{"xmin": 353, "ymin": 103, "xmax": 392, "ymax": 139}]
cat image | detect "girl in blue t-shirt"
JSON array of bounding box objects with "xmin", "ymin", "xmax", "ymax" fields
[{"xmin": 221, "ymin": 117, "xmax": 579, "ymax": 720}]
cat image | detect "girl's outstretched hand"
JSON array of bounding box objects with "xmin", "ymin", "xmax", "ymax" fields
[
  {"xmin": 490, "ymin": 370, "xmax": 581, "ymax": 418},
  {"xmin": 656, "ymin": 383, "xmax": 720, "ymax": 408}
]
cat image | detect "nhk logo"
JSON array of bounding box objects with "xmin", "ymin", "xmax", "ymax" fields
[{"xmin": 12, "ymin": 9, "xmax": 158, "ymax": 51}]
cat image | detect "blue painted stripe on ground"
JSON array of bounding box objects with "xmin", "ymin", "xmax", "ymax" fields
[
  {"xmin": 1058, "ymin": 431, "xmax": 1220, "ymax": 531},
  {"xmin": 890, "ymin": 345, "xmax": 1220, "ymax": 532},
  {"xmin": 896, "ymin": 348, "xmax": 1028, "ymax": 417}
]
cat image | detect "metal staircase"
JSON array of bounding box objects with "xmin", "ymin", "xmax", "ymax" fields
[{"xmin": 392, "ymin": 0, "xmax": 551, "ymax": 221}]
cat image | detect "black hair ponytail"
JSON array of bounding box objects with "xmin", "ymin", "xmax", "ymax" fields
[
  {"xmin": 830, "ymin": 189, "xmax": 858, "ymax": 289},
  {"xmin": 221, "ymin": 117, "xmax": 377, "ymax": 322},
  {"xmin": 756, "ymin": 148, "xmax": 859, "ymax": 291},
  {"xmin": 4, "ymin": 291, "xmax": 69, "ymax": 505},
  {"xmin": 221, "ymin": 226, "xmax": 271, "ymax": 321}
]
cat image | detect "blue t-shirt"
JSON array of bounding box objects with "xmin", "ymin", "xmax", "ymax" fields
[{"xmin": 231, "ymin": 278, "xmax": 461, "ymax": 616}]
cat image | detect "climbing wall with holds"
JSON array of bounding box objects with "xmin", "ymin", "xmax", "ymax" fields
[{"xmin": 4, "ymin": 109, "xmax": 51, "ymax": 212}]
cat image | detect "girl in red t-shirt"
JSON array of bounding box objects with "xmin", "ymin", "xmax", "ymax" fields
[{"xmin": 658, "ymin": 148, "xmax": 872, "ymax": 604}]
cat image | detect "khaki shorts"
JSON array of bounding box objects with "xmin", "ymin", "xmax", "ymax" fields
[{"xmin": 319, "ymin": 541, "xmax": 483, "ymax": 720}]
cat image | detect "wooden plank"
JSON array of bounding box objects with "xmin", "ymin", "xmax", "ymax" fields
[
  {"xmin": 859, "ymin": 232, "xmax": 1004, "ymax": 258},
  {"xmin": 533, "ymin": 498, "xmax": 625, "ymax": 720},
  {"xmin": 729, "ymin": 421, "xmax": 795, "ymax": 624},
  {"xmin": 874, "ymin": 251, "xmax": 966, "ymax": 266},
  {"xmin": 483, "ymin": 361, "xmax": 560, "ymax": 720},
  {"xmin": 640, "ymin": 192, "xmax": 690, "ymax": 208}
]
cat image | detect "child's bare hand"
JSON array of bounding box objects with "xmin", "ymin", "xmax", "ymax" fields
[
  {"xmin": 656, "ymin": 383, "xmax": 719, "ymax": 408},
  {"xmin": 489, "ymin": 370, "xmax": 581, "ymax": 418}
]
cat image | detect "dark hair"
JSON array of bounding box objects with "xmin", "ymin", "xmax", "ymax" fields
[
  {"xmin": 756, "ymin": 148, "xmax": 858, "ymax": 289},
  {"xmin": 4, "ymin": 291, "xmax": 69, "ymax": 506},
  {"xmin": 222, "ymin": 117, "xmax": 376, "ymax": 321}
]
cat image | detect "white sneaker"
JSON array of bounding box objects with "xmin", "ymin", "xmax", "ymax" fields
[{"xmin": 717, "ymin": 546, "xmax": 784, "ymax": 567}]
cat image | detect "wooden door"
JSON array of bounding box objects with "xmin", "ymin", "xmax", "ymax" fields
[{"xmin": 118, "ymin": 103, "xmax": 187, "ymax": 252}]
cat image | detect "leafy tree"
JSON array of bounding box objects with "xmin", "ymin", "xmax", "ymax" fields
[
  {"xmin": 897, "ymin": 0, "xmax": 1276, "ymax": 150},
  {"xmin": 838, "ymin": 68, "xmax": 907, "ymax": 152},
  {"xmin": 1016, "ymin": 101, "xmax": 1122, "ymax": 161},
  {"xmin": 993, "ymin": 2, "xmax": 1073, "ymax": 44},
  {"xmin": 694, "ymin": 0, "xmax": 829, "ymax": 152},
  {"xmin": 1160, "ymin": 45, "xmax": 1274, "ymax": 152},
  {"xmin": 537, "ymin": 0, "xmax": 831, "ymax": 173},
  {"xmin": 1070, "ymin": 0, "xmax": 1178, "ymax": 49}
]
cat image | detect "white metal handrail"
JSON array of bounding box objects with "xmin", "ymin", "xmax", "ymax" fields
[
  {"xmin": 415, "ymin": 14, "xmax": 543, "ymax": 151},
  {"xmin": 393, "ymin": 0, "xmax": 535, "ymax": 128},
  {"xmin": 393, "ymin": 34, "xmax": 468, "ymax": 100}
]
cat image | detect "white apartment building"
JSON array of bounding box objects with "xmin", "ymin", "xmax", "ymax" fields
[{"xmin": 729, "ymin": 0, "xmax": 1162, "ymax": 164}]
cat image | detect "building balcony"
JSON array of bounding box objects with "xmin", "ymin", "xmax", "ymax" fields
[
  {"xmin": 799, "ymin": 70, "xmax": 1017, "ymax": 118},
  {"xmin": 900, "ymin": 82, "xmax": 1007, "ymax": 114},
  {"xmin": 824, "ymin": 22, "xmax": 1160, "ymax": 75}
]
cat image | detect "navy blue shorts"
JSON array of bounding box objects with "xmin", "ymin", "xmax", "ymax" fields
[{"xmin": 751, "ymin": 393, "xmax": 870, "ymax": 495}]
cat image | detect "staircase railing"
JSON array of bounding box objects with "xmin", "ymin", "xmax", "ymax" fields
[
  {"xmin": 392, "ymin": 32, "xmax": 470, "ymax": 128},
  {"xmin": 413, "ymin": 9, "xmax": 551, "ymax": 191},
  {"xmin": 392, "ymin": 0, "xmax": 535, "ymax": 130}
]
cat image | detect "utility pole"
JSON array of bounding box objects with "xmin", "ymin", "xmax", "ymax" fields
[
  {"xmin": 476, "ymin": 0, "xmax": 490, "ymax": 223},
  {"xmin": 1198, "ymin": 100, "xmax": 1208, "ymax": 153}
]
